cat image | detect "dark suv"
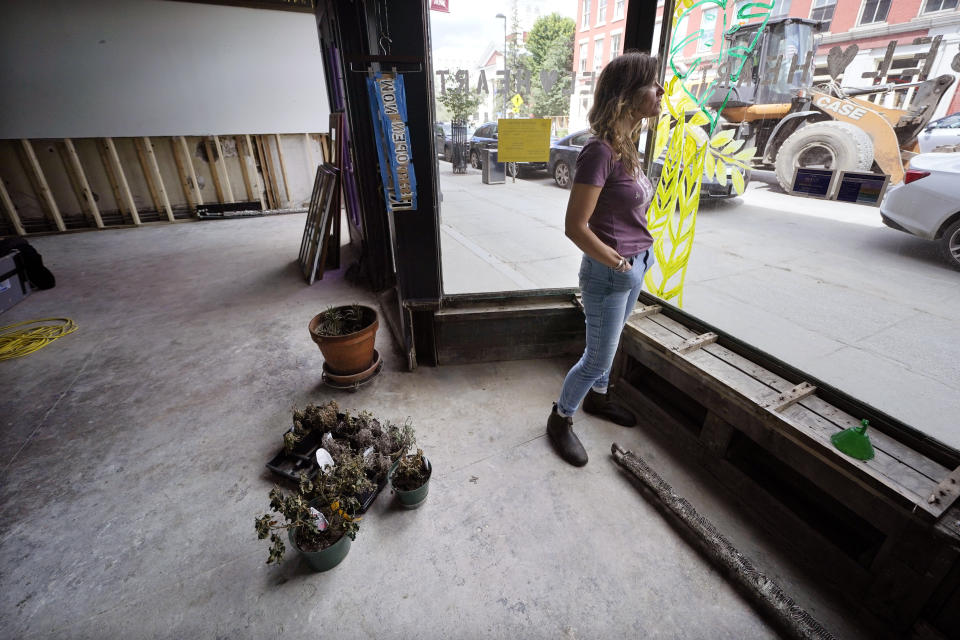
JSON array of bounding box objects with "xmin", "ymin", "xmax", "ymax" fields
[{"xmin": 468, "ymin": 122, "xmax": 547, "ymax": 176}]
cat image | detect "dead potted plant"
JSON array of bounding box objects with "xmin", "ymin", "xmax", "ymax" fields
[
  {"xmin": 389, "ymin": 447, "xmax": 432, "ymax": 510},
  {"xmin": 308, "ymin": 304, "xmax": 379, "ymax": 377},
  {"xmin": 255, "ymin": 450, "xmax": 373, "ymax": 572}
]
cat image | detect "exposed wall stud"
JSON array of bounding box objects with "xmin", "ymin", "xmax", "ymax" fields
[
  {"xmin": 203, "ymin": 137, "xmax": 226, "ymax": 203},
  {"xmin": 177, "ymin": 136, "xmax": 203, "ymax": 207},
  {"xmin": 19, "ymin": 139, "xmax": 65, "ymax": 232},
  {"xmin": 237, "ymin": 135, "xmax": 266, "ymax": 210},
  {"xmin": 171, "ymin": 138, "xmax": 196, "ymax": 210},
  {"xmin": 304, "ymin": 132, "xmax": 316, "ymax": 180},
  {"xmin": 0, "ymin": 178, "xmax": 26, "ymax": 236},
  {"xmin": 256, "ymin": 135, "xmax": 279, "ymax": 209},
  {"xmin": 212, "ymin": 136, "xmax": 234, "ymax": 203},
  {"xmin": 61, "ymin": 139, "xmax": 104, "ymax": 228},
  {"xmin": 97, "ymin": 139, "xmax": 128, "ymax": 222},
  {"xmin": 136, "ymin": 137, "xmax": 175, "ymax": 221},
  {"xmin": 274, "ymin": 134, "xmax": 291, "ymax": 206},
  {"xmin": 102, "ymin": 138, "xmax": 141, "ymax": 225}
]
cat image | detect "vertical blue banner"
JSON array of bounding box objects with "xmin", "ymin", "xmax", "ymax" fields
[{"xmin": 366, "ymin": 71, "xmax": 418, "ymax": 212}]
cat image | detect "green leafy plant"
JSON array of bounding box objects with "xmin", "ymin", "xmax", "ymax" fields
[
  {"xmin": 391, "ymin": 448, "xmax": 430, "ymax": 492},
  {"xmin": 438, "ymin": 79, "xmax": 483, "ymax": 126},
  {"xmin": 310, "ymin": 304, "xmax": 373, "ymax": 338},
  {"xmin": 255, "ymin": 451, "xmax": 373, "ymax": 565},
  {"xmin": 285, "ymin": 399, "xmax": 341, "ymax": 453}
]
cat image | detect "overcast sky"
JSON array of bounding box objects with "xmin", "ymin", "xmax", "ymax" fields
[{"xmin": 429, "ymin": 0, "xmax": 579, "ymax": 70}]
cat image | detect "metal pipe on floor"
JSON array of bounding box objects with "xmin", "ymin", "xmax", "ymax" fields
[{"xmin": 611, "ymin": 443, "xmax": 837, "ymax": 640}]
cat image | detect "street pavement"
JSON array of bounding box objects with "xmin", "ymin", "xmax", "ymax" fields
[{"xmin": 437, "ymin": 162, "xmax": 960, "ymax": 451}]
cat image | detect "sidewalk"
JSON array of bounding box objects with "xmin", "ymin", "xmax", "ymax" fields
[
  {"xmin": 438, "ymin": 166, "xmax": 578, "ymax": 293},
  {"xmin": 437, "ymin": 165, "xmax": 960, "ymax": 451}
]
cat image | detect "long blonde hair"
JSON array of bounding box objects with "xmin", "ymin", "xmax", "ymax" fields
[{"xmin": 587, "ymin": 51, "xmax": 659, "ymax": 179}]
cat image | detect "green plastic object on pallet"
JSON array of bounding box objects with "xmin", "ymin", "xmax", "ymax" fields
[{"xmin": 831, "ymin": 419, "xmax": 875, "ymax": 461}]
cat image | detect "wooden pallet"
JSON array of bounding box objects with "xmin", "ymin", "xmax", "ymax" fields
[{"xmin": 614, "ymin": 302, "xmax": 960, "ymax": 635}]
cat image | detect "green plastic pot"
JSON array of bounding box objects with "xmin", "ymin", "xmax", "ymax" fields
[
  {"xmin": 389, "ymin": 456, "xmax": 432, "ymax": 509},
  {"xmin": 288, "ymin": 526, "xmax": 352, "ymax": 572}
]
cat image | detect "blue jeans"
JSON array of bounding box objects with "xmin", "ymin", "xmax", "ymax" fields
[{"xmin": 557, "ymin": 250, "xmax": 652, "ymax": 417}]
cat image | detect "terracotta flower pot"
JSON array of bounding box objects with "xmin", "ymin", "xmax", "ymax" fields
[{"xmin": 308, "ymin": 305, "xmax": 378, "ymax": 375}]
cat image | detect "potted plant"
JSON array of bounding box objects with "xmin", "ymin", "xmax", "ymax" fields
[
  {"xmin": 389, "ymin": 448, "xmax": 432, "ymax": 510},
  {"xmin": 308, "ymin": 304, "xmax": 378, "ymax": 375},
  {"xmin": 255, "ymin": 450, "xmax": 373, "ymax": 572}
]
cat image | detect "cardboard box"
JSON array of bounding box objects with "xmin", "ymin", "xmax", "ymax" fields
[{"xmin": 0, "ymin": 251, "xmax": 31, "ymax": 314}]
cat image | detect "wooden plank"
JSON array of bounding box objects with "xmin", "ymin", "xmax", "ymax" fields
[
  {"xmin": 620, "ymin": 334, "xmax": 909, "ymax": 533},
  {"xmin": 62, "ymin": 139, "xmax": 104, "ymax": 228},
  {"xmin": 0, "ymin": 178, "xmax": 26, "ymax": 236},
  {"xmin": 257, "ymin": 135, "xmax": 280, "ymax": 209},
  {"xmin": 648, "ymin": 312, "xmax": 952, "ymax": 483},
  {"xmin": 274, "ymin": 134, "xmax": 291, "ymax": 205},
  {"xmin": 304, "ymin": 133, "xmax": 316, "ymax": 182},
  {"xmin": 134, "ymin": 137, "xmax": 165, "ymax": 216},
  {"xmin": 212, "ymin": 136, "xmax": 234, "ymax": 203},
  {"xmin": 137, "ymin": 137, "xmax": 175, "ymax": 221},
  {"xmin": 102, "ymin": 138, "xmax": 140, "ymax": 225},
  {"xmin": 622, "ymin": 319, "xmax": 942, "ymax": 520},
  {"xmin": 243, "ymin": 135, "xmax": 267, "ymax": 209},
  {"xmin": 170, "ymin": 138, "xmax": 196, "ymax": 210},
  {"xmin": 97, "ymin": 138, "xmax": 129, "ymax": 222},
  {"xmin": 19, "ymin": 139, "xmax": 65, "ymax": 232},
  {"xmin": 203, "ymin": 137, "xmax": 226, "ymax": 203},
  {"xmin": 797, "ymin": 399, "xmax": 950, "ymax": 484},
  {"xmin": 254, "ymin": 136, "xmax": 270, "ymax": 208},
  {"xmin": 628, "ymin": 304, "xmax": 662, "ymax": 320},
  {"xmin": 672, "ymin": 332, "xmax": 718, "ymax": 355},
  {"xmin": 318, "ymin": 133, "xmax": 330, "ymax": 164},
  {"xmin": 177, "ymin": 137, "xmax": 203, "ymax": 206},
  {"xmin": 234, "ymin": 135, "xmax": 255, "ymax": 203},
  {"xmin": 243, "ymin": 135, "xmax": 266, "ymax": 210},
  {"xmin": 927, "ymin": 466, "xmax": 960, "ymax": 510},
  {"xmin": 761, "ymin": 382, "xmax": 817, "ymax": 412},
  {"xmin": 636, "ymin": 319, "xmax": 941, "ymax": 508},
  {"xmin": 700, "ymin": 412, "xmax": 735, "ymax": 456}
]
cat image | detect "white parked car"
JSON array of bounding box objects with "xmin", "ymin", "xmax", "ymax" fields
[
  {"xmin": 880, "ymin": 153, "xmax": 960, "ymax": 270},
  {"xmin": 917, "ymin": 113, "xmax": 960, "ymax": 153}
]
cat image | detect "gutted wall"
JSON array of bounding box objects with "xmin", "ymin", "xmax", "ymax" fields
[
  {"xmin": 0, "ymin": 1, "xmax": 335, "ymax": 234},
  {"xmin": 0, "ymin": 0, "xmax": 330, "ymax": 138}
]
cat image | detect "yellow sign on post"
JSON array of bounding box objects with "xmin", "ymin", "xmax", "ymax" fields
[{"xmin": 497, "ymin": 118, "xmax": 551, "ymax": 162}]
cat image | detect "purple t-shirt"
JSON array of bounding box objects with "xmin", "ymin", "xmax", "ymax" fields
[{"xmin": 574, "ymin": 137, "xmax": 654, "ymax": 257}]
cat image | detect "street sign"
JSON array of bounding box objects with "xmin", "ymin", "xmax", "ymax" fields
[{"xmin": 510, "ymin": 93, "xmax": 524, "ymax": 108}]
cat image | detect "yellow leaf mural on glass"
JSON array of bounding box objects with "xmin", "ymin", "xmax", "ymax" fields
[{"xmin": 644, "ymin": 0, "xmax": 773, "ymax": 306}]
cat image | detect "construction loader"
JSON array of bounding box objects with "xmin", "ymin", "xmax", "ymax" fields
[{"xmin": 704, "ymin": 17, "xmax": 956, "ymax": 190}]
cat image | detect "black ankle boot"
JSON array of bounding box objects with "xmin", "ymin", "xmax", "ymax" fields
[
  {"xmin": 582, "ymin": 388, "xmax": 636, "ymax": 427},
  {"xmin": 546, "ymin": 404, "xmax": 587, "ymax": 467}
]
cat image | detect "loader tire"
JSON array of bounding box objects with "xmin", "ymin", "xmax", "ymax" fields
[{"xmin": 774, "ymin": 121, "xmax": 873, "ymax": 192}]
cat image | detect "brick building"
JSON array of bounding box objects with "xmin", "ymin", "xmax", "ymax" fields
[{"xmin": 568, "ymin": 0, "xmax": 632, "ymax": 130}]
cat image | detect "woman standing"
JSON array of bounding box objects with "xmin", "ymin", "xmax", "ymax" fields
[{"xmin": 547, "ymin": 52, "xmax": 664, "ymax": 467}]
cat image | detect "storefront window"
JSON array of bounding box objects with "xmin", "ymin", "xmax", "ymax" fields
[{"xmin": 429, "ymin": 1, "xmax": 960, "ymax": 449}]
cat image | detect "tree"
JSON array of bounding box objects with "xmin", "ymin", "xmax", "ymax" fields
[
  {"xmin": 437, "ymin": 78, "xmax": 482, "ymax": 125},
  {"xmin": 532, "ymin": 38, "xmax": 574, "ymax": 118},
  {"xmin": 525, "ymin": 13, "xmax": 575, "ymax": 70},
  {"xmin": 526, "ymin": 13, "xmax": 575, "ymax": 118}
]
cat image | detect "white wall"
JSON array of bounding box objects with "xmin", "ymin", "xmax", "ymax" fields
[{"xmin": 0, "ymin": 0, "xmax": 330, "ymax": 139}]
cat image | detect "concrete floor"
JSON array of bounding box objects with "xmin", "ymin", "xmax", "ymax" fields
[{"xmin": 1, "ymin": 216, "xmax": 876, "ymax": 638}]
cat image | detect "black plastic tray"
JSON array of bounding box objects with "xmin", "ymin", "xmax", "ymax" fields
[{"xmin": 265, "ymin": 425, "xmax": 387, "ymax": 514}]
